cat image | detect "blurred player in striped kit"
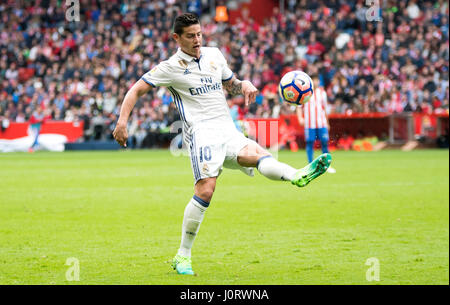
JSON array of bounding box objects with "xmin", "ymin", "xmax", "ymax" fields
[{"xmin": 297, "ymin": 75, "xmax": 336, "ymax": 173}]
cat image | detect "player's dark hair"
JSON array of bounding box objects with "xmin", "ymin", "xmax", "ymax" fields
[{"xmin": 173, "ymin": 13, "xmax": 200, "ymax": 35}]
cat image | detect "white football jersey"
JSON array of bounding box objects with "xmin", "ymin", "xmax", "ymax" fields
[{"xmin": 141, "ymin": 47, "xmax": 235, "ymax": 140}]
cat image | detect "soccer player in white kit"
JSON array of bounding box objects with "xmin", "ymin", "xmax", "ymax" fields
[{"xmin": 113, "ymin": 13, "xmax": 332, "ymax": 275}]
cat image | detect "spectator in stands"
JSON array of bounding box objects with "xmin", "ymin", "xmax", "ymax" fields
[{"xmin": 0, "ymin": 0, "xmax": 448, "ymax": 146}]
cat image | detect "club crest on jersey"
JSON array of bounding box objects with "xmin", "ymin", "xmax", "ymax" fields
[
  {"xmin": 202, "ymin": 163, "xmax": 209, "ymax": 174},
  {"xmin": 179, "ymin": 60, "xmax": 191, "ymax": 75},
  {"xmin": 210, "ymin": 61, "xmax": 217, "ymax": 71}
]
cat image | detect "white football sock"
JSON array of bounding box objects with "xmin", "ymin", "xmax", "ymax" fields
[
  {"xmin": 177, "ymin": 196, "xmax": 208, "ymax": 258},
  {"xmin": 257, "ymin": 156, "xmax": 297, "ymax": 181}
]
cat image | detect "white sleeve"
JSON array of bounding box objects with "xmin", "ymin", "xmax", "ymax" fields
[
  {"xmin": 216, "ymin": 48, "xmax": 233, "ymax": 81},
  {"xmin": 141, "ymin": 61, "xmax": 172, "ymax": 87}
]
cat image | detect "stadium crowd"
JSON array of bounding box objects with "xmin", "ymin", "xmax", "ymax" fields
[{"xmin": 0, "ymin": 0, "xmax": 448, "ymax": 146}]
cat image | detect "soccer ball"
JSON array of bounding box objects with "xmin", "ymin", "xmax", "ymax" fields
[{"xmin": 278, "ymin": 71, "xmax": 314, "ymax": 105}]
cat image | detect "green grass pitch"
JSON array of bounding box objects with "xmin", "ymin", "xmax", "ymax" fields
[{"xmin": 0, "ymin": 149, "xmax": 448, "ymax": 285}]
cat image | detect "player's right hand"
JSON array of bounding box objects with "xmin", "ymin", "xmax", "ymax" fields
[{"xmin": 113, "ymin": 123, "xmax": 128, "ymax": 147}]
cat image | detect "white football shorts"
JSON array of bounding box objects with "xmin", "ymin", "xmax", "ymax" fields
[{"xmin": 187, "ymin": 123, "xmax": 255, "ymax": 184}]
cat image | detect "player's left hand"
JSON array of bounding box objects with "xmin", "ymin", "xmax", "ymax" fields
[
  {"xmin": 113, "ymin": 122, "xmax": 128, "ymax": 147},
  {"xmin": 242, "ymin": 80, "xmax": 258, "ymax": 106}
]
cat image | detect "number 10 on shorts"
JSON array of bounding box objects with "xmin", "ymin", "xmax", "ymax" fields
[{"xmin": 199, "ymin": 146, "xmax": 212, "ymax": 162}]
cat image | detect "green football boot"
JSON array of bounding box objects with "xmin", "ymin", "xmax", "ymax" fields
[
  {"xmin": 291, "ymin": 153, "xmax": 332, "ymax": 187},
  {"xmin": 172, "ymin": 254, "xmax": 195, "ymax": 275}
]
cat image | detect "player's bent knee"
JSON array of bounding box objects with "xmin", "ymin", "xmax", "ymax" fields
[{"xmin": 237, "ymin": 143, "xmax": 271, "ymax": 168}]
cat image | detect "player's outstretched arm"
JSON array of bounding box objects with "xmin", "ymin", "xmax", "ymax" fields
[
  {"xmin": 113, "ymin": 79, "xmax": 152, "ymax": 147},
  {"xmin": 222, "ymin": 75, "xmax": 258, "ymax": 106}
]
